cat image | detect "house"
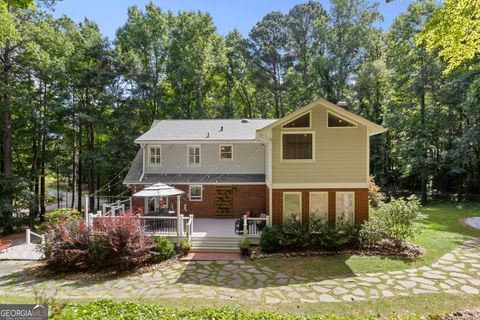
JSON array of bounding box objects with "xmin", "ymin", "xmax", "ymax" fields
[{"xmin": 123, "ymin": 98, "xmax": 386, "ymax": 229}]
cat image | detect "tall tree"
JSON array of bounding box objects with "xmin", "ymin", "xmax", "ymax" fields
[{"xmin": 249, "ymin": 12, "xmax": 292, "ymax": 118}]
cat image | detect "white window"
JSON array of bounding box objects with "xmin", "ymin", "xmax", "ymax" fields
[
  {"xmin": 188, "ymin": 145, "xmax": 201, "ymax": 166},
  {"xmin": 282, "ymin": 111, "xmax": 311, "ymax": 129},
  {"xmin": 328, "ymin": 112, "xmax": 356, "ymax": 128},
  {"xmin": 283, "ymin": 192, "xmax": 302, "ymax": 222},
  {"xmin": 220, "ymin": 145, "xmax": 233, "ymax": 160},
  {"xmin": 335, "ymin": 192, "xmax": 355, "ymax": 226},
  {"xmin": 189, "ymin": 185, "xmax": 202, "ymax": 201},
  {"xmin": 281, "ymin": 132, "xmax": 314, "ymax": 161},
  {"xmin": 309, "ymin": 192, "xmax": 328, "ymax": 222},
  {"xmin": 149, "ymin": 146, "xmax": 161, "ymax": 166}
]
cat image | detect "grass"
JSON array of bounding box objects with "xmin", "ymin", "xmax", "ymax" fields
[{"xmin": 249, "ymin": 202, "xmax": 480, "ymax": 279}]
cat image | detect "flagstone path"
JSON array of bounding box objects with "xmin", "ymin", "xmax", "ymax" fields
[{"xmin": 1, "ymin": 238, "xmax": 480, "ymax": 304}]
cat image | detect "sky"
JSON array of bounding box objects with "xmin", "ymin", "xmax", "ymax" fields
[{"xmin": 51, "ymin": 0, "xmax": 415, "ymax": 41}]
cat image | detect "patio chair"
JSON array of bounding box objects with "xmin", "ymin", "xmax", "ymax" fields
[
  {"xmin": 0, "ymin": 239, "xmax": 13, "ymax": 253},
  {"xmin": 234, "ymin": 211, "xmax": 252, "ymax": 234},
  {"xmin": 256, "ymin": 213, "xmax": 268, "ymax": 232}
]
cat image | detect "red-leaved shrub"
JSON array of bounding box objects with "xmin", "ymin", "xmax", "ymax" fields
[{"xmin": 45, "ymin": 213, "xmax": 154, "ymax": 271}]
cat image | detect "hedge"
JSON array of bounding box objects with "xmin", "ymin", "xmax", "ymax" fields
[{"xmin": 51, "ymin": 300, "xmax": 425, "ymax": 320}]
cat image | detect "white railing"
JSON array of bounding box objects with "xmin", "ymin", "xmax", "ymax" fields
[
  {"xmin": 26, "ymin": 228, "xmax": 45, "ymax": 245},
  {"xmin": 89, "ymin": 214, "xmax": 194, "ymax": 240},
  {"xmin": 243, "ymin": 215, "xmax": 268, "ymax": 236},
  {"xmin": 102, "ymin": 198, "xmax": 131, "ymax": 216}
]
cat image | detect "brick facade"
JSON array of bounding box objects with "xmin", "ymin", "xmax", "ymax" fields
[
  {"xmin": 131, "ymin": 184, "xmax": 266, "ymax": 219},
  {"xmin": 271, "ymin": 188, "xmax": 369, "ymax": 226}
]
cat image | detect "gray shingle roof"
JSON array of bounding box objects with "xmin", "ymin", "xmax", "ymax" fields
[
  {"xmin": 123, "ymin": 149, "xmax": 265, "ymax": 185},
  {"xmin": 135, "ymin": 119, "xmax": 276, "ymax": 143}
]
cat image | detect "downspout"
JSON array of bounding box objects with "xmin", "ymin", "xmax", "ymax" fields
[{"xmin": 139, "ymin": 144, "xmax": 146, "ymax": 182}]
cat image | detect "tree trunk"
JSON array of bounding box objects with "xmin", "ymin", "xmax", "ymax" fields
[
  {"xmin": 77, "ymin": 121, "xmax": 82, "ymax": 212},
  {"xmin": 88, "ymin": 123, "xmax": 95, "ymax": 212},
  {"xmin": 420, "ymin": 93, "xmax": 428, "ymax": 204},
  {"xmin": 1, "ymin": 43, "xmax": 13, "ymax": 175}
]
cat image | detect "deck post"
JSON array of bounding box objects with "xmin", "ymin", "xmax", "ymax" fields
[
  {"xmin": 26, "ymin": 228, "xmax": 31, "ymax": 245},
  {"xmin": 189, "ymin": 214, "xmax": 194, "ymax": 235},
  {"xmin": 176, "ymin": 195, "xmax": 181, "ymax": 246},
  {"xmin": 179, "ymin": 214, "xmax": 184, "ymax": 236},
  {"xmin": 85, "ymin": 196, "xmax": 89, "ymax": 219},
  {"xmin": 243, "ymin": 215, "xmax": 248, "ymax": 235}
]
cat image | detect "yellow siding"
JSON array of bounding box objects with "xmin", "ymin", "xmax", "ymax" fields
[{"xmin": 272, "ymin": 106, "xmax": 367, "ymax": 184}]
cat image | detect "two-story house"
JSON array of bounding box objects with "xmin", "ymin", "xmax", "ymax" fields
[{"xmin": 123, "ymin": 98, "xmax": 386, "ymax": 227}]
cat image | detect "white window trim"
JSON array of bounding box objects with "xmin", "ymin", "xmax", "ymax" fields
[
  {"xmin": 282, "ymin": 110, "xmax": 312, "ymax": 129},
  {"xmin": 327, "ymin": 111, "xmax": 358, "ymax": 128},
  {"xmin": 280, "ymin": 131, "xmax": 315, "ymax": 163},
  {"xmin": 189, "ymin": 185, "xmax": 203, "ymax": 201},
  {"xmin": 187, "ymin": 145, "xmax": 201, "ymax": 167},
  {"xmin": 283, "ymin": 191, "xmax": 302, "ymax": 222},
  {"xmin": 148, "ymin": 145, "xmax": 162, "ymax": 167},
  {"xmin": 219, "ymin": 144, "xmax": 233, "ymax": 161}
]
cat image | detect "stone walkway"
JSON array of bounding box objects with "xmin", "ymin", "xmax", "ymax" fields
[{"xmin": 1, "ymin": 238, "xmax": 480, "ymax": 304}]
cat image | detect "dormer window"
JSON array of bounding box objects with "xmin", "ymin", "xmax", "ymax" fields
[
  {"xmin": 149, "ymin": 146, "xmax": 161, "ymax": 166},
  {"xmin": 282, "ymin": 111, "xmax": 311, "ymax": 129},
  {"xmin": 328, "ymin": 112, "xmax": 356, "ymax": 128}
]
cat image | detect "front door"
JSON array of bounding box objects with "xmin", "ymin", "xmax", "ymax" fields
[{"xmin": 215, "ymin": 186, "xmax": 233, "ymax": 217}]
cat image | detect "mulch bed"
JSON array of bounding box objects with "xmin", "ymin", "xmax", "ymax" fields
[
  {"xmin": 250, "ymin": 240, "xmax": 424, "ymax": 260},
  {"xmin": 23, "ymin": 254, "xmax": 183, "ymax": 281},
  {"xmin": 440, "ymin": 308, "xmax": 480, "ymax": 320}
]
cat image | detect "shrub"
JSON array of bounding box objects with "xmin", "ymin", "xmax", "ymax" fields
[
  {"xmin": 179, "ymin": 239, "xmax": 191, "ymax": 254},
  {"xmin": 280, "ymin": 215, "xmax": 309, "ymax": 249},
  {"xmin": 368, "ymin": 175, "xmax": 385, "ymax": 207},
  {"xmin": 45, "ymin": 208, "xmax": 82, "ymax": 226},
  {"xmin": 238, "ymin": 238, "xmax": 252, "ymax": 256},
  {"xmin": 310, "ymin": 218, "xmax": 360, "ymax": 250},
  {"xmin": 44, "ymin": 219, "xmax": 91, "ymax": 271},
  {"xmin": 95, "ymin": 214, "xmax": 154, "ymax": 269},
  {"xmin": 88, "ymin": 237, "xmax": 111, "ymax": 269},
  {"xmin": 45, "ymin": 214, "xmax": 155, "ymax": 271},
  {"xmin": 260, "ymin": 226, "xmax": 281, "ymax": 253},
  {"xmin": 361, "ymin": 196, "xmax": 426, "ymax": 247},
  {"xmin": 152, "ymin": 236, "xmax": 175, "ymax": 262}
]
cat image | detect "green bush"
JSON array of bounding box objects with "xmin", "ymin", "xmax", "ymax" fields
[
  {"xmin": 260, "ymin": 226, "xmax": 281, "ymax": 252},
  {"xmin": 238, "ymin": 238, "xmax": 252, "ymax": 256},
  {"xmin": 89, "ymin": 237, "xmax": 111, "ymax": 269},
  {"xmin": 179, "ymin": 239, "xmax": 191, "ymax": 253},
  {"xmin": 310, "ymin": 218, "xmax": 360, "ymax": 250},
  {"xmin": 153, "ymin": 236, "xmax": 175, "ymax": 262},
  {"xmin": 361, "ymin": 196, "xmax": 426, "ymax": 247},
  {"xmin": 45, "ymin": 208, "xmax": 82, "ymax": 225},
  {"xmin": 280, "ymin": 215, "xmax": 309, "ymax": 249}
]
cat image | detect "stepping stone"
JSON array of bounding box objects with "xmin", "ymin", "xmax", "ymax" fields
[
  {"xmin": 357, "ymin": 277, "xmax": 381, "ymax": 283},
  {"xmin": 333, "ymin": 287, "xmax": 349, "ymax": 296},
  {"xmin": 352, "ymin": 288, "xmax": 366, "ymax": 296},
  {"xmin": 382, "ymin": 290, "xmax": 394, "ymax": 297},
  {"xmin": 423, "ymin": 272, "xmax": 447, "ymax": 280},
  {"xmin": 461, "ymin": 285, "xmax": 479, "ymax": 294},
  {"xmin": 265, "ymin": 296, "xmax": 281, "ymax": 304},
  {"xmin": 410, "ymin": 277, "xmax": 435, "ymax": 286},
  {"xmin": 398, "ymin": 280, "xmax": 416, "ymax": 289},
  {"xmin": 319, "ymin": 294, "xmax": 339, "ymax": 302},
  {"xmin": 312, "ymin": 286, "xmax": 330, "ymax": 293}
]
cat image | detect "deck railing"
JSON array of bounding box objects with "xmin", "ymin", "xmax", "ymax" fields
[
  {"xmin": 88, "ymin": 213, "xmax": 194, "ymax": 239},
  {"xmin": 243, "ymin": 215, "xmax": 268, "ymax": 236}
]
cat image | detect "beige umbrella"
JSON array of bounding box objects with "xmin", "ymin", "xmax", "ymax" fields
[{"xmin": 133, "ymin": 183, "xmax": 185, "ymax": 245}]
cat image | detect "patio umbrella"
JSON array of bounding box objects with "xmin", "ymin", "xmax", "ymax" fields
[{"xmin": 133, "ymin": 183, "xmax": 185, "ymax": 245}]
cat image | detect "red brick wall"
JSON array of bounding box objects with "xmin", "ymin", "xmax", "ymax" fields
[
  {"xmin": 271, "ymin": 188, "xmax": 368, "ymax": 226},
  {"xmin": 130, "ymin": 184, "xmax": 266, "ymax": 219}
]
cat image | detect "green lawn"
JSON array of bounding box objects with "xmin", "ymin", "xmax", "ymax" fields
[{"xmin": 249, "ymin": 202, "xmax": 480, "ymax": 279}]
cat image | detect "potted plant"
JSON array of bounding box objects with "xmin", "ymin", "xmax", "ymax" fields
[
  {"xmin": 238, "ymin": 238, "xmax": 252, "ymax": 257},
  {"xmin": 179, "ymin": 239, "xmax": 192, "ymax": 255}
]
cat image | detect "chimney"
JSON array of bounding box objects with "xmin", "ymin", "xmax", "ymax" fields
[{"xmin": 337, "ymin": 101, "xmax": 349, "ymax": 111}]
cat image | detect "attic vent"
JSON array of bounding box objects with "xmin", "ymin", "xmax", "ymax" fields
[
  {"xmin": 241, "ymin": 119, "xmax": 249, "ymax": 123},
  {"xmin": 219, "ymin": 126, "xmax": 223, "ymax": 131}
]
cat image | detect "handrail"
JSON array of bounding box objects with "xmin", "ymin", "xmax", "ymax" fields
[
  {"xmin": 26, "ymin": 228, "xmax": 45, "ymax": 245},
  {"xmin": 243, "ymin": 215, "xmax": 268, "ymax": 236}
]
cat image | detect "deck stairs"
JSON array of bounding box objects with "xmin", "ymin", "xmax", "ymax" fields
[{"xmin": 190, "ymin": 236, "xmax": 259, "ymax": 253}]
